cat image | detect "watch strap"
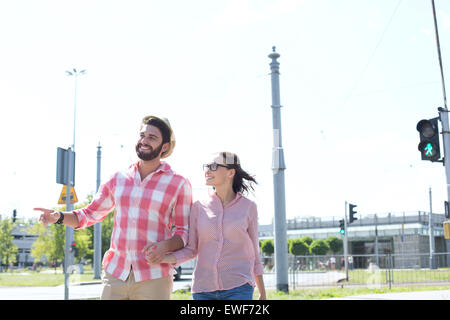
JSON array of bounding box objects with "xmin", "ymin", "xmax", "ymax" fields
[{"xmin": 55, "ymin": 211, "xmax": 64, "ymax": 224}]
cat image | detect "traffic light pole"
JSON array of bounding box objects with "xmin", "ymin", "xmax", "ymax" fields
[
  {"xmin": 344, "ymin": 201, "xmax": 349, "ymax": 281},
  {"xmin": 439, "ymin": 108, "xmax": 450, "ymax": 214}
]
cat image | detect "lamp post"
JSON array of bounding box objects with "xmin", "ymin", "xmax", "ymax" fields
[
  {"xmin": 65, "ymin": 68, "xmax": 86, "ymax": 151},
  {"xmin": 63, "ymin": 68, "xmax": 85, "ymax": 299},
  {"xmin": 268, "ymin": 46, "xmax": 289, "ymax": 293}
]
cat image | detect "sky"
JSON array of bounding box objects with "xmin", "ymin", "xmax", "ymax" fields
[{"xmin": 0, "ymin": 0, "xmax": 449, "ymax": 225}]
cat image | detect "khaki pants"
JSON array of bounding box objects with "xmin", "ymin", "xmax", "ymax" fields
[{"xmin": 101, "ymin": 269, "xmax": 173, "ymax": 300}]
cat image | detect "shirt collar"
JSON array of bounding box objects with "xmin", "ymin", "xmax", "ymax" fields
[
  {"xmin": 208, "ymin": 188, "xmax": 243, "ymax": 208},
  {"xmin": 129, "ymin": 161, "xmax": 172, "ymax": 177}
]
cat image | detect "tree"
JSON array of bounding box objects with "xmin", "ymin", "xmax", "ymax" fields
[
  {"xmin": 30, "ymin": 222, "xmax": 65, "ymax": 269},
  {"xmin": 260, "ymin": 239, "xmax": 274, "ymax": 256},
  {"xmin": 289, "ymin": 238, "xmax": 309, "ymax": 256},
  {"xmin": 310, "ymin": 239, "xmax": 329, "ymax": 255},
  {"xmin": 0, "ymin": 217, "xmax": 18, "ymax": 270},
  {"xmin": 301, "ymin": 236, "xmax": 313, "ymax": 247},
  {"xmin": 326, "ymin": 236, "xmax": 343, "ymax": 254}
]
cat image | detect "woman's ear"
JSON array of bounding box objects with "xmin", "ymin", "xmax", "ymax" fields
[{"xmin": 228, "ymin": 168, "xmax": 236, "ymax": 179}]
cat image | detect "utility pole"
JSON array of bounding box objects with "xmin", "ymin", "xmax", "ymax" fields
[
  {"xmin": 429, "ymin": 187, "xmax": 436, "ymax": 269},
  {"xmin": 268, "ymin": 46, "xmax": 289, "ymax": 293},
  {"xmin": 64, "ymin": 147, "xmax": 75, "ymax": 300},
  {"xmin": 63, "ymin": 68, "xmax": 85, "ymax": 299},
  {"xmin": 344, "ymin": 201, "xmax": 349, "ymax": 280},
  {"xmin": 93, "ymin": 143, "xmax": 102, "ymax": 279}
]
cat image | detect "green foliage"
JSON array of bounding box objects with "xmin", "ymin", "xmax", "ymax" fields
[
  {"xmin": 289, "ymin": 238, "xmax": 309, "ymax": 256},
  {"xmin": 261, "ymin": 239, "xmax": 274, "ymax": 256},
  {"xmin": 300, "ymin": 236, "xmax": 313, "ymax": 246},
  {"xmin": 0, "ymin": 217, "xmax": 18, "ymax": 265},
  {"xmin": 310, "ymin": 239, "xmax": 330, "ymax": 255},
  {"xmin": 326, "ymin": 236, "xmax": 343, "ymax": 254}
]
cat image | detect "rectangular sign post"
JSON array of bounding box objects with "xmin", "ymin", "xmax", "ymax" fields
[{"xmin": 56, "ymin": 147, "xmax": 76, "ymax": 300}]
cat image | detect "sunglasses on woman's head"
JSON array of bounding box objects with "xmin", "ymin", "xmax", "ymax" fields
[{"xmin": 202, "ymin": 162, "xmax": 232, "ymax": 172}]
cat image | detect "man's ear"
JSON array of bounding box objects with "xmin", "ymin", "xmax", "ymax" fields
[{"xmin": 161, "ymin": 142, "xmax": 170, "ymax": 156}]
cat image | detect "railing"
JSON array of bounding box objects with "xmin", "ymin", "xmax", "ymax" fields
[{"xmin": 262, "ymin": 253, "xmax": 450, "ymax": 289}]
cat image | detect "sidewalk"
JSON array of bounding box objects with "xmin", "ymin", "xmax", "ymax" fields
[{"xmin": 328, "ymin": 289, "xmax": 450, "ymax": 300}]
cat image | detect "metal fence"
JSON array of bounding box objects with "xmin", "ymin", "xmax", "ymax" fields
[{"xmin": 262, "ymin": 253, "xmax": 450, "ymax": 289}]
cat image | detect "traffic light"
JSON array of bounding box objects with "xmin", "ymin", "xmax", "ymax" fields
[
  {"xmin": 416, "ymin": 117, "xmax": 441, "ymax": 162},
  {"xmin": 349, "ymin": 203, "xmax": 358, "ymax": 224},
  {"xmin": 70, "ymin": 241, "xmax": 76, "ymax": 254},
  {"xmin": 339, "ymin": 219, "xmax": 345, "ymax": 235},
  {"xmin": 12, "ymin": 209, "xmax": 17, "ymax": 223}
]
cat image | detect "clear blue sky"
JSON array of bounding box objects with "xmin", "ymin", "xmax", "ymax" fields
[{"xmin": 0, "ymin": 0, "xmax": 449, "ymax": 225}]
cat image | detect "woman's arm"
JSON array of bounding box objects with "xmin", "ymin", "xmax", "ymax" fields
[
  {"xmin": 248, "ymin": 202, "xmax": 266, "ymax": 299},
  {"xmin": 255, "ymin": 274, "xmax": 267, "ymax": 300}
]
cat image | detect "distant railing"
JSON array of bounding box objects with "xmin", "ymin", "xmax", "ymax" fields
[
  {"xmin": 262, "ymin": 252, "xmax": 450, "ymax": 289},
  {"xmin": 285, "ymin": 211, "xmax": 446, "ymax": 230}
]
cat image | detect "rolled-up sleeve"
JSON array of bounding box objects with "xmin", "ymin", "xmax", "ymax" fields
[
  {"xmin": 248, "ymin": 202, "xmax": 264, "ymax": 276},
  {"xmin": 73, "ymin": 178, "xmax": 115, "ymax": 230},
  {"xmin": 171, "ymin": 179, "xmax": 192, "ymax": 246}
]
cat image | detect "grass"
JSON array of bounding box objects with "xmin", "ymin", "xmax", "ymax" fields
[
  {"xmin": 346, "ymin": 268, "xmax": 450, "ymax": 284},
  {"xmin": 171, "ymin": 285, "xmax": 450, "ymax": 300},
  {"xmin": 3, "ymin": 266, "xmax": 450, "ymax": 300},
  {"xmin": 0, "ymin": 266, "xmax": 98, "ymax": 287}
]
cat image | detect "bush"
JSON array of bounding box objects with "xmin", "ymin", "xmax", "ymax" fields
[
  {"xmin": 310, "ymin": 239, "xmax": 329, "ymax": 255},
  {"xmin": 289, "ymin": 239, "xmax": 309, "ymax": 256}
]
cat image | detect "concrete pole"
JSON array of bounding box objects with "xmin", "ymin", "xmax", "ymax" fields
[
  {"xmin": 344, "ymin": 201, "xmax": 349, "ymax": 280},
  {"xmin": 93, "ymin": 143, "xmax": 102, "ymax": 279},
  {"xmin": 64, "ymin": 147, "xmax": 75, "ymax": 300},
  {"xmin": 268, "ymin": 46, "xmax": 289, "ymax": 293},
  {"xmin": 429, "ymin": 187, "xmax": 436, "ymax": 269}
]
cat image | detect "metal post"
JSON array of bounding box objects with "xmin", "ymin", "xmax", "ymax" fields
[
  {"xmin": 344, "ymin": 201, "xmax": 349, "ymax": 280},
  {"xmin": 268, "ymin": 46, "xmax": 289, "ymax": 293},
  {"xmin": 64, "ymin": 147, "xmax": 75, "ymax": 300},
  {"xmin": 375, "ymin": 214, "xmax": 379, "ymax": 266},
  {"xmin": 439, "ymin": 108, "xmax": 450, "ymax": 201},
  {"xmin": 93, "ymin": 143, "xmax": 102, "ymax": 279},
  {"xmin": 429, "ymin": 187, "xmax": 436, "ymax": 269}
]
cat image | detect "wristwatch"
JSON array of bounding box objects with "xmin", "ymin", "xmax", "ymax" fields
[{"xmin": 55, "ymin": 211, "xmax": 64, "ymax": 224}]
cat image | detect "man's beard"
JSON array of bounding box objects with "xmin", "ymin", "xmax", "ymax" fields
[{"xmin": 135, "ymin": 142, "xmax": 163, "ymax": 161}]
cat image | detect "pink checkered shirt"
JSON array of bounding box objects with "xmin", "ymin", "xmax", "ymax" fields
[
  {"xmin": 73, "ymin": 161, "xmax": 192, "ymax": 282},
  {"xmin": 172, "ymin": 191, "xmax": 264, "ymax": 293}
]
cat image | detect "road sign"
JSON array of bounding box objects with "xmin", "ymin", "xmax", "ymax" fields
[
  {"xmin": 57, "ymin": 147, "xmax": 76, "ymax": 186},
  {"xmin": 58, "ymin": 185, "xmax": 78, "ymax": 204}
]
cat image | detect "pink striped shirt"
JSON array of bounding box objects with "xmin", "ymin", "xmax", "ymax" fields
[
  {"xmin": 73, "ymin": 161, "xmax": 192, "ymax": 282},
  {"xmin": 172, "ymin": 191, "xmax": 264, "ymax": 293}
]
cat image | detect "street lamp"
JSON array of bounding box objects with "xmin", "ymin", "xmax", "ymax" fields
[{"xmin": 65, "ymin": 68, "xmax": 86, "ymax": 151}]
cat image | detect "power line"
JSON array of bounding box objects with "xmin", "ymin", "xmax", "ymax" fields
[
  {"xmin": 336, "ymin": 0, "xmax": 403, "ymax": 113},
  {"xmin": 431, "ymin": 0, "xmax": 448, "ymax": 109}
]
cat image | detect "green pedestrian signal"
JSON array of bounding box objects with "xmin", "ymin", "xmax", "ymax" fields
[
  {"xmin": 417, "ymin": 118, "xmax": 441, "ymax": 162},
  {"xmin": 339, "ymin": 219, "xmax": 345, "ymax": 235}
]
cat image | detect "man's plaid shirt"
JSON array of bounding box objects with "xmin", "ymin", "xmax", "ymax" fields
[{"xmin": 74, "ymin": 161, "xmax": 192, "ymax": 282}]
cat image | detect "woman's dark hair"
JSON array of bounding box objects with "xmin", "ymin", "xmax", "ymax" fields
[{"xmin": 218, "ymin": 151, "xmax": 257, "ymax": 195}]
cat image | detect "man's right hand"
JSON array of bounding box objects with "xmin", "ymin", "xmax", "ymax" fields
[{"xmin": 34, "ymin": 208, "xmax": 60, "ymax": 226}]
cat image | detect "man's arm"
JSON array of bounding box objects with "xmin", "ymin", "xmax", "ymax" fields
[
  {"xmin": 144, "ymin": 235, "xmax": 184, "ymax": 264},
  {"xmin": 34, "ymin": 208, "xmax": 79, "ymax": 228}
]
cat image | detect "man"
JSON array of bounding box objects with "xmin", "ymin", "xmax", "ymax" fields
[{"xmin": 35, "ymin": 115, "xmax": 192, "ymax": 300}]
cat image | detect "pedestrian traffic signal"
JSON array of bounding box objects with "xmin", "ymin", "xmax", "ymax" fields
[
  {"xmin": 339, "ymin": 219, "xmax": 345, "ymax": 235},
  {"xmin": 349, "ymin": 203, "xmax": 358, "ymax": 224},
  {"xmin": 416, "ymin": 117, "xmax": 441, "ymax": 162}
]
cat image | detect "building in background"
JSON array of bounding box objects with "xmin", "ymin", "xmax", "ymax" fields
[{"xmin": 259, "ymin": 211, "xmax": 450, "ymax": 269}]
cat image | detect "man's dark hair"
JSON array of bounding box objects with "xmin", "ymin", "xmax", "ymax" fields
[{"xmin": 143, "ymin": 117, "xmax": 171, "ymax": 145}]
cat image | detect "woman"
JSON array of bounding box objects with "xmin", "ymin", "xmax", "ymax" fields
[{"xmin": 145, "ymin": 151, "xmax": 266, "ymax": 300}]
